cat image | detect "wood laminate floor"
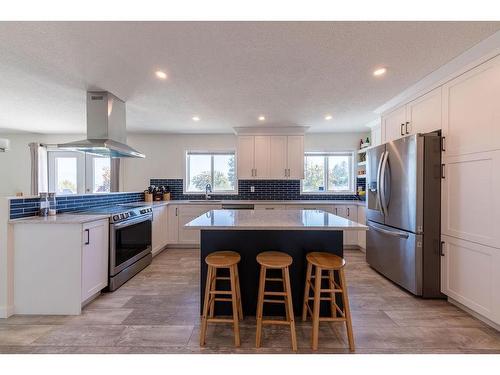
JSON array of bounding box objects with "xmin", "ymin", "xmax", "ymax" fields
[{"xmin": 1, "ymin": 248, "xmax": 500, "ymax": 354}]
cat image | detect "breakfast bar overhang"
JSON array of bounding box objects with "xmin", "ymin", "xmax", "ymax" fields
[{"xmin": 186, "ymin": 209, "xmax": 368, "ymax": 316}]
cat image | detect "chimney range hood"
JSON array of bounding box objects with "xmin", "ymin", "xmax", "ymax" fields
[{"xmin": 58, "ymin": 91, "xmax": 145, "ymax": 158}]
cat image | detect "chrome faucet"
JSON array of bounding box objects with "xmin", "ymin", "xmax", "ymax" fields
[{"xmin": 205, "ymin": 183, "xmax": 212, "ymax": 200}]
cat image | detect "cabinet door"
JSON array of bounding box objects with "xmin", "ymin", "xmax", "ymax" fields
[
  {"xmin": 382, "ymin": 106, "xmax": 406, "ymax": 142},
  {"xmin": 344, "ymin": 205, "xmax": 359, "ymax": 246},
  {"xmin": 441, "ymin": 150, "xmax": 500, "ymax": 249},
  {"xmin": 371, "ymin": 124, "xmax": 382, "ymax": 147},
  {"xmin": 269, "ymin": 136, "xmax": 288, "ymax": 179},
  {"xmin": 406, "ymin": 87, "xmax": 442, "ymax": 135},
  {"xmin": 441, "ymin": 235, "xmax": 500, "ymax": 324},
  {"xmin": 287, "ymin": 135, "xmax": 304, "ymax": 179},
  {"xmin": 177, "ymin": 205, "xmax": 220, "ymax": 245},
  {"xmin": 167, "ymin": 205, "xmax": 179, "ymax": 244},
  {"xmin": 81, "ymin": 220, "xmax": 109, "ymax": 302},
  {"xmin": 237, "ymin": 136, "xmax": 255, "ymax": 179},
  {"xmin": 357, "ymin": 205, "xmax": 366, "ymax": 250},
  {"xmin": 254, "ymin": 136, "xmax": 271, "ymax": 179},
  {"xmin": 152, "ymin": 205, "xmax": 168, "ymax": 255},
  {"xmin": 442, "ymin": 55, "xmax": 500, "ymax": 157},
  {"xmin": 255, "ymin": 204, "xmax": 286, "ymax": 210}
]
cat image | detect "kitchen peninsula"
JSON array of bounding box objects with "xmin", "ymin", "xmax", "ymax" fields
[{"xmin": 186, "ymin": 209, "xmax": 368, "ymax": 316}]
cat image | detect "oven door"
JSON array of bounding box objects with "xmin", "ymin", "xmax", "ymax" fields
[{"xmin": 110, "ymin": 215, "xmax": 152, "ymax": 276}]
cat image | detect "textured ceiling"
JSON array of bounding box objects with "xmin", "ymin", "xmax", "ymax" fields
[{"xmin": 0, "ymin": 21, "xmax": 499, "ymax": 134}]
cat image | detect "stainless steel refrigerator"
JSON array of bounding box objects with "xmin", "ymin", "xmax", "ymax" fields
[{"xmin": 366, "ymin": 132, "xmax": 443, "ymax": 298}]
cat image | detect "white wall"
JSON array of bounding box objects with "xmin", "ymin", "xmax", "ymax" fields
[{"xmin": 0, "ymin": 131, "xmax": 368, "ymax": 196}]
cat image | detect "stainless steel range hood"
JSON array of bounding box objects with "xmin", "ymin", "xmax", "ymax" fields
[{"xmin": 58, "ymin": 91, "xmax": 145, "ymax": 158}]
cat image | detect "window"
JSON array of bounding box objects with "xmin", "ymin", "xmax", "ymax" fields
[
  {"xmin": 185, "ymin": 151, "xmax": 236, "ymax": 194},
  {"xmin": 302, "ymin": 152, "xmax": 354, "ymax": 194},
  {"xmin": 48, "ymin": 150, "xmax": 111, "ymax": 195}
]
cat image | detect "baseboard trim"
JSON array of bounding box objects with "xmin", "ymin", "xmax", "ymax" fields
[
  {"xmin": 0, "ymin": 304, "xmax": 14, "ymax": 319},
  {"xmin": 448, "ymin": 297, "xmax": 500, "ymax": 332},
  {"xmin": 166, "ymin": 244, "xmax": 200, "ymax": 249}
]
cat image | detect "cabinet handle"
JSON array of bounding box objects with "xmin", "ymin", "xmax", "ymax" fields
[
  {"xmin": 400, "ymin": 123, "xmax": 405, "ymax": 136},
  {"xmin": 335, "ymin": 207, "xmax": 338, "ymax": 215},
  {"xmin": 441, "ymin": 136, "xmax": 446, "ymax": 152},
  {"xmin": 441, "ymin": 164, "xmax": 446, "ymax": 179},
  {"xmin": 254, "ymin": 168, "xmax": 257, "ymax": 177},
  {"xmin": 84, "ymin": 229, "xmax": 90, "ymax": 245},
  {"xmin": 175, "ymin": 207, "xmax": 178, "ymax": 216},
  {"xmin": 405, "ymin": 121, "xmax": 410, "ymax": 134},
  {"xmin": 347, "ymin": 207, "xmax": 350, "ymax": 216},
  {"xmin": 284, "ymin": 168, "xmax": 287, "ymax": 177},
  {"xmin": 440, "ymin": 241, "xmax": 445, "ymax": 256}
]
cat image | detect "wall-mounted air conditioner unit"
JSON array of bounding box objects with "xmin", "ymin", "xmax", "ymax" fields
[{"xmin": 0, "ymin": 138, "xmax": 10, "ymax": 152}]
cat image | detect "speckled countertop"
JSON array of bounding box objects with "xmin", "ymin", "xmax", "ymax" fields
[
  {"xmin": 125, "ymin": 199, "xmax": 366, "ymax": 207},
  {"xmin": 9, "ymin": 213, "xmax": 110, "ymax": 225}
]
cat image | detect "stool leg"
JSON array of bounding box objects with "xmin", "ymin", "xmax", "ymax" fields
[
  {"xmin": 283, "ymin": 266, "xmax": 297, "ymax": 352},
  {"xmin": 200, "ymin": 265, "xmax": 213, "ymax": 346},
  {"xmin": 302, "ymin": 261, "xmax": 313, "ymax": 321},
  {"xmin": 234, "ymin": 264, "xmax": 244, "ymax": 320},
  {"xmin": 311, "ymin": 266, "xmax": 322, "ymax": 351},
  {"xmin": 208, "ymin": 268, "xmax": 217, "ymax": 318},
  {"xmin": 229, "ymin": 264, "xmax": 241, "ymax": 347},
  {"xmin": 255, "ymin": 265, "xmax": 266, "ymax": 348},
  {"xmin": 328, "ymin": 270, "xmax": 337, "ymax": 318},
  {"xmin": 339, "ymin": 268, "xmax": 355, "ymax": 352}
]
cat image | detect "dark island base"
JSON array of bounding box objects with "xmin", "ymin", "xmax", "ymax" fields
[{"xmin": 200, "ymin": 230, "xmax": 343, "ymax": 317}]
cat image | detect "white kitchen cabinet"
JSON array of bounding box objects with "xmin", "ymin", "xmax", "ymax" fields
[
  {"xmin": 237, "ymin": 136, "xmax": 255, "ymax": 179},
  {"xmin": 406, "ymin": 87, "xmax": 442, "ymax": 135},
  {"xmin": 381, "ymin": 86, "xmax": 442, "ymax": 143},
  {"xmin": 152, "ymin": 204, "xmax": 168, "ymax": 255},
  {"xmin": 287, "ymin": 135, "xmax": 305, "ymax": 179},
  {"xmin": 237, "ymin": 135, "xmax": 304, "ymax": 180},
  {"xmin": 333, "ymin": 205, "xmax": 358, "ymax": 246},
  {"xmin": 177, "ymin": 204, "xmax": 221, "ymax": 245},
  {"xmin": 440, "ymin": 235, "xmax": 500, "ymax": 324},
  {"xmin": 370, "ymin": 123, "xmax": 382, "ymax": 147},
  {"xmin": 255, "ymin": 204, "xmax": 287, "ymax": 210},
  {"xmin": 167, "ymin": 205, "xmax": 179, "ymax": 244},
  {"xmin": 81, "ymin": 219, "xmax": 109, "ymax": 302},
  {"xmin": 254, "ymin": 136, "xmax": 271, "ymax": 179},
  {"xmin": 270, "ymin": 136, "xmax": 288, "ymax": 178},
  {"xmin": 442, "ymin": 54, "xmax": 500, "ymax": 157},
  {"xmin": 285, "ymin": 204, "xmax": 333, "ymax": 212},
  {"xmin": 382, "ymin": 106, "xmax": 406, "ymax": 143},
  {"xmin": 441, "ymin": 150, "xmax": 500, "ymax": 249},
  {"xmin": 14, "ymin": 218, "xmax": 109, "ymax": 315}
]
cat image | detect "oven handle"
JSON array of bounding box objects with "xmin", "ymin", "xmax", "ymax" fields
[{"xmin": 112, "ymin": 215, "xmax": 152, "ymax": 229}]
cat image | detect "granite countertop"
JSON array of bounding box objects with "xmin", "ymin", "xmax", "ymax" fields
[
  {"xmin": 124, "ymin": 199, "xmax": 366, "ymax": 207},
  {"xmin": 185, "ymin": 209, "xmax": 369, "ymax": 231},
  {"xmin": 9, "ymin": 213, "xmax": 110, "ymax": 225}
]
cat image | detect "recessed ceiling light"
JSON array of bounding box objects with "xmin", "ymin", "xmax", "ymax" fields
[
  {"xmin": 192, "ymin": 116, "xmax": 200, "ymax": 122},
  {"xmin": 324, "ymin": 115, "xmax": 333, "ymax": 121},
  {"xmin": 373, "ymin": 67, "xmax": 387, "ymax": 77},
  {"xmin": 258, "ymin": 115, "xmax": 266, "ymax": 121},
  {"xmin": 155, "ymin": 70, "xmax": 168, "ymax": 80}
]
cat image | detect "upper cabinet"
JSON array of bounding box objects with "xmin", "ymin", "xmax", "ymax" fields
[
  {"xmin": 381, "ymin": 86, "xmax": 442, "ymax": 143},
  {"xmin": 442, "ymin": 54, "xmax": 500, "ymax": 157},
  {"xmin": 237, "ymin": 134, "xmax": 304, "ymax": 180}
]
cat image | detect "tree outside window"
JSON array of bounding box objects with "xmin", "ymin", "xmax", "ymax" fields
[
  {"xmin": 302, "ymin": 152, "xmax": 354, "ymax": 193},
  {"xmin": 186, "ymin": 152, "xmax": 236, "ymax": 193}
]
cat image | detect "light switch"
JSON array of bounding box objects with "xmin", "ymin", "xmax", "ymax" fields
[{"xmin": 250, "ymin": 186, "xmax": 255, "ymax": 193}]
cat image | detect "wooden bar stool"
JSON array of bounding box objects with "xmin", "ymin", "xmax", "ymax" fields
[
  {"xmin": 256, "ymin": 251, "xmax": 297, "ymax": 351},
  {"xmin": 302, "ymin": 252, "xmax": 354, "ymax": 351},
  {"xmin": 200, "ymin": 251, "xmax": 243, "ymax": 347}
]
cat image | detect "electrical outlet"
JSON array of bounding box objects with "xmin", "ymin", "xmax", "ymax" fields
[{"xmin": 250, "ymin": 186, "xmax": 255, "ymax": 193}]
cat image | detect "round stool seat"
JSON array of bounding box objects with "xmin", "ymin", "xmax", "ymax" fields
[
  {"xmin": 205, "ymin": 251, "xmax": 241, "ymax": 267},
  {"xmin": 256, "ymin": 251, "xmax": 292, "ymax": 268},
  {"xmin": 306, "ymin": 252, "xmax": 345, "ymax": 270}
]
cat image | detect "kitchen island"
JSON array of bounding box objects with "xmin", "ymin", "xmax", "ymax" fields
[{"xmin": 186, "ymin": 209, "xmax": 368, "ymax": 316}]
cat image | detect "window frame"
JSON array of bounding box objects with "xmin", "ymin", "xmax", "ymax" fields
[
  {"xmin": 300, "ymin": 151, "xmax": 356, "ymax": 195},
  {"xmin": 47, "ymin": 149, "xmax": 112, "ymax": 195},
  {"xmin": 184, "ymin": 150, "xmax": 238, "ymax": 195}
]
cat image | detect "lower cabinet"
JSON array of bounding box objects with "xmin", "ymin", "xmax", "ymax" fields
[
  {"xmin": 81, "ymin": 219, "xmax": 109, "ymax": 302},
  {"xmin": 441, "ymin": 235, "xmax": 500, "ymax": 325},
  {"xmin": 177, "ymin": 204, "xmax": 222, "ymax": 245},
  {"xmin": 152, "ymin": 204, "xmax": 168, "ymax": 255},
  {"xmin": 333, "ymin": 205, "xmax": 358, "ymax": 246},
  {"xmin": 14, "ymin": 218, "xmax": 109, "ymax": 315}
]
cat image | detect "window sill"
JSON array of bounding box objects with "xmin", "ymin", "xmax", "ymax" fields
[
  {"xmin": 300, "ymin": 191, "xmax": 356, "ymax": 196},
  {"xmin": 183, "ymin": 191, "xmax": 239, "ymax": 196}
]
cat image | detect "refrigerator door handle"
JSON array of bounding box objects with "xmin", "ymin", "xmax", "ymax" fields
[
  {"xmin": 376, "ymin": 150, "xmax": 385, "ymax": 214},
  {"xmin": 380, "ymin": 150, "xmax": 390, "ymax": 216},
  {"xmin": 368, "ymin": 221, "xmax": 409, "ymax": 239}
]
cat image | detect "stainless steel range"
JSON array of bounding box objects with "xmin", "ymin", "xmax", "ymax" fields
[{"xmin": 80, "ymin": 204, "xmax": 153, "ymax": 291}]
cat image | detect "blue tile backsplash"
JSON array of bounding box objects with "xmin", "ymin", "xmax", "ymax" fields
[
  {"xmin": 9, "ymin": 192, "xmax": 144, "ymax": 220},
  {"xmin": 9, "ymin": 179, "xmax": 366, "ymax": 220},
  {"xmin": 150, "ymin": 178, "xmax": 365, "ymax": 202}
]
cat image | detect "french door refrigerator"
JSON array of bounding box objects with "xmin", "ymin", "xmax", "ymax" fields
[{"xmin": 366, "ymin": 132, "xmax": 443, "ymax": 298}]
